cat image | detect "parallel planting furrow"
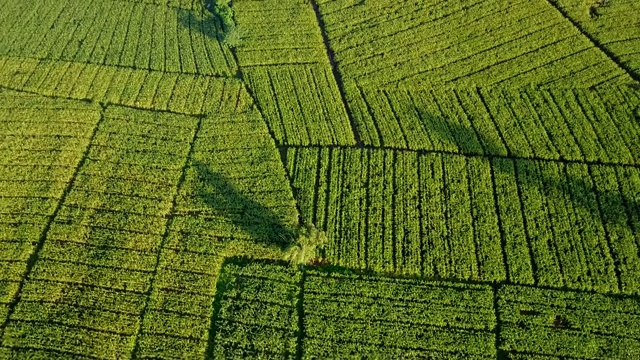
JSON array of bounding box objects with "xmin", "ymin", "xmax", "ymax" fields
[
  {"xmin": 243, "ymin": 63, "xmax": 355, "ymax": 146},
  {"xmin": 0, "ymin": 56, "xmax": 247, "ymax": 116},
  {"xmin": 233, "ymin": 0, "xmax": 327, "ymax": 66},
  {"xmin": 233, "ymin": 0, "xmax": 356, "ymax": 146},
  {"xmin": 0, "ymin": 91, "xmax": 102, "ymax": 339},
  {"xmin": 212, "ymin": 259, "xmax": 640, "ymax": 360},
  {"xmin": 0, "ymin": 106, "xmax": 198, "ymax": 358},
  {"xmin": 208, "ymin": 260, "xmax": 300, "ymax": 359},
  {"xmin": 0, "ymin": 0, "xmax": 236, "ymax": 76},
  {"xmin": 315, "ymin": 0, "xmax": 632, "ymax": 88},
  {"xmin": 302, "ymin": 271, "xmax": 497, "ymax": 359},
  {"xmin": 286, "ymin": 146, "xmax": 640, "ymax": 294},
  {"xmin": 344, "ymin": 86, "xmax": 640, "ymax": 165}
]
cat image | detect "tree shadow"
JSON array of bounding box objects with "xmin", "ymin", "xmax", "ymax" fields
[
  {"xmin": 176, "ymin": 0, "xmax": 244, "ymax": 47},
  {"xmin": 413, "ymin": 106, "xmax": 639, "ymax": 232},
  {"xmin": 191, "ymin": 159, "xmax": 296, "ymax": 250},
  {"xmin": 176, "ymin": 6, "xmax": 225, "ymax": 41}
]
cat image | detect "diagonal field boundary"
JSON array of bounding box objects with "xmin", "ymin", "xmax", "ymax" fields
[
  {"xmin": 309, "ymin": 0, "xmax": 363, "ymax": 145},
  {"xmin": 543, "ymin": 0, "xmax": 640, "ymax": 84}
]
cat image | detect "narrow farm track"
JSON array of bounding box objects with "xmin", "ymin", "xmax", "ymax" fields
[{"xmin": 543, "ymin": 0, "xmax": 640, "ymax": 84}]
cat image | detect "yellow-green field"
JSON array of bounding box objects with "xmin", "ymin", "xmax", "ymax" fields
[{"xmin": 0, "ymin": 0, "xmax": 639, "ymax": 358}]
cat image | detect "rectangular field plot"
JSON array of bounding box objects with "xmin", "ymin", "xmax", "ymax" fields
[
  {"xmin": 244, "ymin": 64, "xmax": 355, "ymax": 145},
  {"xmin": 286, "ymin": 147, "xmax": 640, "ymax": 294},
  {"xmin": 303, "ymin": 272, "xmax": 496, "ymax": 359},
  {"xmin": 234, "ymin": 0, "xmax": 327, "ymax": 66},
  {"xmin": 0, "ymin": 0, "xmax": 236, "ymax": 76},
  {"xmin": 210, "ymin": 260, "xmax": 300, "ymax": 359},
  {"xmin": 498, "ymin": 285, "xmax": 640, "ymax": 359},
  {"xmin": 317, "ymin": 0, "xmax": 631, "ymax": 88},
  {"xmin": 346, "ymin": 85, "xmax": 640, "ymax": 165},
  {"xmin": 166, "ymin": 259, "xmax": 640, "ymax": 360},
  {"xmin": 0, "ymin": 92, "xmax": 101, "ymax": 332},
  {"xmin": 0, "ymin": 106, "xmax": 199, "ymax": 358},
  {"xmin": 0, "ymin": 56, "xmax": 245, "ymax": 116}
]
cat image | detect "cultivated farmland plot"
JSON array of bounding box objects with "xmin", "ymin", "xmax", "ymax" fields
[
  {"xmin": 213, "ymin": 260, "xmax": 640, "ymax": 359},
  {"xmin": 0, "ymin": 0, "xmax": 638, "ymax": 358}
]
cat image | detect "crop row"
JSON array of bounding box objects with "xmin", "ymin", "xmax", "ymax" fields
[
  {"xmin": 316, "ymin": 0, "xmax": 630, "ymax": 87},
  {"xmin": 233, "ymin": 0, "xmax": 327, "ymax": 67},
  {"xmin": 554, "ymin": 0, "xmax": 640, "ymax": 78},
  {"xmin": 0, "ymin": 56, "xmax": 246, "ymax": 115},
  {"xmin": 212, "ymin": 260, "xmax": 640, "ymax": 358},
  {"xmin": 0, "ymin": 92, "xmax": 102, "ymax": 334},
  {"xmin": 243, "ymin": 64, "xmax": 355, "ymax": 145},
  {"xmin": 286, "ymin": 146, "xmax": 640, "ymax": 294},
  {"xmin": 346, "ymin": 85, "xmax": 640, "ymax": 165},
  {"xmin": 0, "ymin": 0, "xmax": 235, "ymax": 76}
]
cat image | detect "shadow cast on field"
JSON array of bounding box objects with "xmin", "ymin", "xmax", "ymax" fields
[
  {"xmin": 413, "ymin": 106, "xmax": 640, "ymax": 232},
  {"xmin": 191, "ymin": 159, "xmax": 296, "ymax": 250},
  {"xmin": 176, "ymin": 4, "xmax": 225, "ymax": 41}
]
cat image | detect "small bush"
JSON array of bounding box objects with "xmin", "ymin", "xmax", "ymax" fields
[{"xmin": 284, "ymin": 223, "xmax": 327, "ymax": 265}]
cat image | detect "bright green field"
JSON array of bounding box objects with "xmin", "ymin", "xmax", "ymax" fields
[{"xmin": 0, "ymin": 0, "xmax": 639, "ymax": 358}]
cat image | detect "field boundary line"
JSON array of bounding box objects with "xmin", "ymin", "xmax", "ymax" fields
[
  {"xmin": 0, "ymin": 85, "xmax": 237, "ymax": 118},
  {"xmin": 492, "ymin": 284, "xmax": 507, "ymax": 360},
  {"xmin": 280, "ymin": 144, "xmax": 640, "ymax": 170},
  {"xmin": 0, "ymin": 54, "xmax": 237, "ymax": 79},
  {"xmin": 543, "ymin": 0, "xmax": 640, "ymax": 84},
  {"xmin": 295, "ymin": 270, "xmax": 306, "ymax": 360},
  {"xmin": 308, "ymin": 0, "xmax": 362, "ymax": 145},
  {"xmin": 0, "ymin": 104, "xmax": 107, "ymax": 344}
]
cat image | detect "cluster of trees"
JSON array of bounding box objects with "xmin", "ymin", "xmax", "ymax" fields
[{"xmin": 205, "ymin": 0, "xmax": 241, "ymax": 46}]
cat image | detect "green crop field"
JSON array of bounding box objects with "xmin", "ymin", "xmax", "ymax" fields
[{"xmin": 0, "ymin": 0, "xmax": 638, "ymax": 358}]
